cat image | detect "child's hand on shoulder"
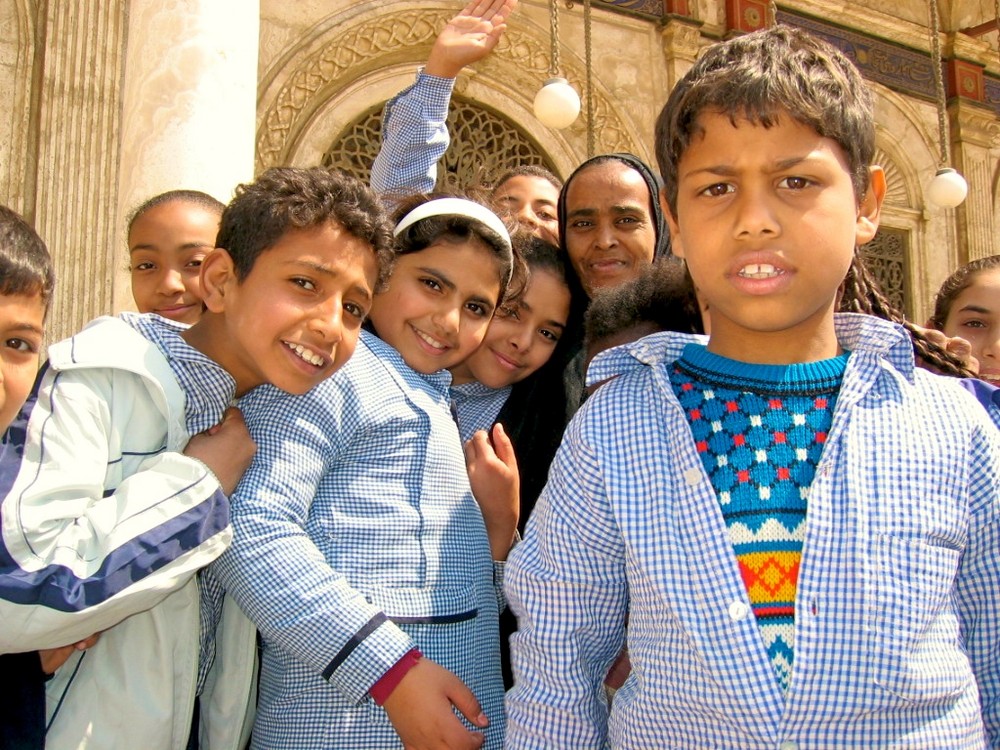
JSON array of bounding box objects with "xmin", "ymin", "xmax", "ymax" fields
[
  {"xmin": 183, "ymin": 407, "xmax": 257, "ymax": 496},
  {"xmin": 382, "ymin": 656, "xmax": 488, "ymax": 750},
  {"xmin": 464, "ymin": 424, "xmax": 519, "ymax": 560}
]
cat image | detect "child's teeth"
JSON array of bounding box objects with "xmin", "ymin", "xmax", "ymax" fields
[
  {"xmin": 417, "ymin": 330, "xmax": 445, "ymax": 349},
  {"xmin": 287, "ymin": 342, "xmax": 323, "ymax": 366},
  {"xmin": 741, "ymin": 263, "xmax": 778, "ymax": 279}
]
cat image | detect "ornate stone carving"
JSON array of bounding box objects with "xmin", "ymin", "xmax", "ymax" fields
[
  {"xmin": 860, "ymin": 227, "xmax": 910, "ymax": 315},
  {"xmin": 873, "ymin": 146, "xmax": 911, "ymax": 208},
  {"xmin": 257, "ymin": 10, "xmax": 640, "ymax": 172},
  {"xmin": 323, "ymin": 98, "xmax": 556, "ymax": 190}
]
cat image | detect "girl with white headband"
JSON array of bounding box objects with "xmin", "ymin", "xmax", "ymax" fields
[{"xmin": 213, "ymin": 193, "xmax": 518, "ymax": 750}]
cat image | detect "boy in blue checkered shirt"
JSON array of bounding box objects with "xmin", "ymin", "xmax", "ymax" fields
[
  {"xmin": 505, "ymin": 26, "xmax": 1000, "ymax": 748},
  {"xmin": 0, "ymin": 169, "xmax": 393, "ymax": 750}
]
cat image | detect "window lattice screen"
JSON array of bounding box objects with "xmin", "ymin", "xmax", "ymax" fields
[
  {"xmin": 860, "ymin": 227, "xmax": 910, "ymax": 316},
  {"xmin": 322, "ymin": 98, "xmax": 556, "ymax": 192}
]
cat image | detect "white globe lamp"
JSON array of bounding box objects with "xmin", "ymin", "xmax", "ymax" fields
[
  {"xmin": 533, "ymin": 77, "xmax": 581, "ymax": 129},
  {"xmin": 926, "ymin": 167, "xmax": 968, "ymax": 209}
]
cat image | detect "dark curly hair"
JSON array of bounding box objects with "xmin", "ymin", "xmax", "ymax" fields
[{"xmin": 217, "ymin": 167, "xmax": 395, "ymax": 289}]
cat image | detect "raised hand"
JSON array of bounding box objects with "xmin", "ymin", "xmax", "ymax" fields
[
  {"xmin": 465, "ymin": 424, "xmax": 519, "ymax": 561},
  {"xmin": 425, "ymin": 0, "xmax": 518, "ymax": 79}
]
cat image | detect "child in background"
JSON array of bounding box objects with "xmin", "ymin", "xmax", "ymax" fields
[
  {"xmin": 128, "ymin": 189, "xmax": 224, "ymax": 324},
  {"xmin": 213, "ymin": 195, "xmax": 519, "ymax": 750},
  {"xmin": 505, "ymin": 26, "xmax": 1000, "ymax": 748},
  {"xmin": 930, "ymin": 255, "xmax": 1000, "ymax": 409},
  {"xmin": 583, "ymin": 257, "xmax": 703, "ymax": 380},
  {"xmin": 0, "ymin": 168, "xmax": 393, "ymax": 750}
]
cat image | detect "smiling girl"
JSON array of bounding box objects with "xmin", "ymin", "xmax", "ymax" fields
[{"xmin": 213, "ymin": 194, "xmax": 520, "ymax": 750}]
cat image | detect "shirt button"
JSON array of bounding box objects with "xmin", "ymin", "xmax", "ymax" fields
[
  {"xmin": 683, "ymin": 468, "xmax": 702, "ymax": 485},
  {"xmin": 728, "ymin": 600, "xmax": 750, "ymax": 621},
  {"xmin": 778, "ymin": 742, "xmax": 799, "ymax": 750}
]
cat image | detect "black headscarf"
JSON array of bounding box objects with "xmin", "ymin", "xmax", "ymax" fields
[{"xmin": 556, "ymin": 152, "xmax": 672, "ymax": 264}]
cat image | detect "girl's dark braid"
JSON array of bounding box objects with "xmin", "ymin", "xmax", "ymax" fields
[{"xmin": 839, "ymin": 255, "xmax": 974, "ymax": 378}]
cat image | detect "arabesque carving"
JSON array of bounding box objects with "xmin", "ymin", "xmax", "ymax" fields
[{"xmin": 257, "ymin": 9, "xmax": 639, "ymax": 171}]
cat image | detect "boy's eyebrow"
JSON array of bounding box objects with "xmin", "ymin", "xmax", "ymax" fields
[
  {"xmin": 290, "ymin": 260, "xmax": 373, "ymax": 301},
  {"xmin": 4, "ymin": 321, "xmax": 44, "ymax": 337},
  {"xmin": 683, "ymin": 154, "xmax": 819, "ymax": 179}
]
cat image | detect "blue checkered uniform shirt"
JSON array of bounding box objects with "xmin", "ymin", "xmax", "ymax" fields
[
  {"xmin": 450, "ymin": 381, "xmax": 511, "ymax": 443},
  {"xmin": 370, "ymin": 70, "xmax": 454, "ymax": 199},
  {"xmin": 505, "ymin": 314, "xmax": 1000, "ymax": 748},
  {"xmin": 213, "ymin": 330, "xmax": 505, "ymax": 749}
]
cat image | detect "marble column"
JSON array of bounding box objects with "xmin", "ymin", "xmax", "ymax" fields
[{"xmin": 113, "ymin": 0, "xmax": 260, "ymax": 314}]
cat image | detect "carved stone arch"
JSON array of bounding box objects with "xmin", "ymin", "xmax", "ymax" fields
[
  {"xmin": 255, "ymin": 3, "xmax": 645, "ymax": 176},
  {"xmin": 0, "ymin": 0, "xmax": 36, "ymax": 215},
  {"xmin": 320, "ymin": 95, "xmax": 559, "ymax": 192}
]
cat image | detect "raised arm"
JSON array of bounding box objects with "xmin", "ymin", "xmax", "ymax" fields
[{"xmin": 370, "ymin": 0, "xmax": 517, "ymax": 199}]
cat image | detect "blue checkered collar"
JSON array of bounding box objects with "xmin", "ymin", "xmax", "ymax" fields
[
  {"xmin": 586, "ymin": 313, "xmax": 915, "ymax": 387},
  {"xmin": 120, "ymin": 312, "xmax": 236, "ymax": 435},
  {"xmin": 360, "ymin": 329, "xmax": 453, "ymax": 395}
]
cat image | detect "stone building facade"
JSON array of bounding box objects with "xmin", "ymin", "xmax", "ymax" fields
[{"xmin": 2, "ymin": 0, "xmax": 998, "ymax": 342}]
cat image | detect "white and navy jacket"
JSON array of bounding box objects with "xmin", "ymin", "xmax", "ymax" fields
[{"xmin": 0, "ymin": 316, "xmax": 254, "ymax": 750}]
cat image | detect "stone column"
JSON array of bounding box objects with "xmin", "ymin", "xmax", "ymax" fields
[
  {"xmin": 30, "ymin": 2, "xmax": 129, "ymax": 344},
  {"xmin": 948, "ymin": 99, "xmax": 1000, "ymax": 263},
  {"xmin": 113, "ymin": 0, "xmax": 260, "ymax": 314}
]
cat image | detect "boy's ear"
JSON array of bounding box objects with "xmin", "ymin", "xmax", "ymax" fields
[
  {"xmin": 659, "ymin": 188, "xmax": 684, "ymax": 258},
  {"xmin": 855, "ymin": 165, "xmax": 886, "ymax": 246},
  {"xmin": 198, "ymin": 248, "xmax": 237, "ymax": 313}
]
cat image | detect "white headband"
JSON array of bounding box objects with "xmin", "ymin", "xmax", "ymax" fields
[{"xmin": 393, "ymin": 198, "xmax": 513, "ymax": 254}]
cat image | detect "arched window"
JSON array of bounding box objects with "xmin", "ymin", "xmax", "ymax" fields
[{"xmin": 322, "ymin": 97, "xmax": 557, "ymax": 191}]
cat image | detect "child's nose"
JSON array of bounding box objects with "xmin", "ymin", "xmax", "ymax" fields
[
  {"xmin": 433, "ymin": 305, "xmax": 461, "ymax": 335},
  {"xmin": 309, "ymin": 299, "xmax": 344, "ymax": 343},
  {"xmin": 157, "ymin": 269, "xmax": 185, "ymax": 294},
  {"xmin": 733, "ymin": 190, "xmax": 780, "ymax": 238}
]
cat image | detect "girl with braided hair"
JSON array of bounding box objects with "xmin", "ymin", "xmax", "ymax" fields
[{"xmin": 838, "ymin": 253, "xmax": 976, "ymax": 377}]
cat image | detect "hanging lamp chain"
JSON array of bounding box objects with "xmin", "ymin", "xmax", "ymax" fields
[
  {"xmin": 550, "ymin": 0, "xmax": 561, "ymax": 77},
  {"xmin": 929, "ymin": 0, "xmax": 950, "ymax": 167},
  {"xmin": 584, "ymin": 0, "xmax": 595, "ymax": 156}
]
